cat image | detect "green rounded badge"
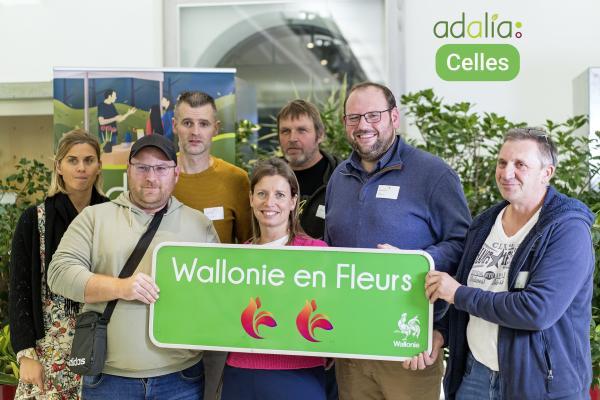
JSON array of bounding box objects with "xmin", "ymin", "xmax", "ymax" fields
[{"xmin": 436, "ymin": 44, "xmax": 520, "ymax": 81}]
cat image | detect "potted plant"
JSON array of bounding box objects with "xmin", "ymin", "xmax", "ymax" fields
[
  {"xmin": 0, "ymin": 325, "xmax": 17, "ymax": 400},
  {"xmin": 590, "ymin": 213, "xmax": 600, "ymax": 399},
  {"xmin": 0, "ymin": 159, "xmax": 51, "ymax": 400},
  {"xmin": 0, "ymin": 158, "xmax": 51, "ymax": 323}
]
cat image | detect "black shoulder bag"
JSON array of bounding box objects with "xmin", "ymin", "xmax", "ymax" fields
[{"xmin": 67, "ymin": 204, "xmax": 168, "ymax": 375}]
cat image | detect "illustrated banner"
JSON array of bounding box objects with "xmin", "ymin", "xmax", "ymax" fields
[
  {"xmin": 150, "ymin": 243, "xmax": 433, "ymax": 361},
  {"xmin": 53, "ymin": 67, "xmax": 236, "ymax": 199}
]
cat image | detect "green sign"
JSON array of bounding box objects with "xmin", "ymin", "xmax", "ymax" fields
[
  {"xmin": 436, "ymin": 44, "xmax": 520, "ymax": 81},
  {"xmin": 150, "ymin": 243, "xmax": 433, "ymax": 361}
]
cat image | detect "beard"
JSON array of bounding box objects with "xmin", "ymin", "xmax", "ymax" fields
[
  {"xmin": 284, "ymin": 153, "xmax": 308, "ymax": 168},
  {"xmin": 350, "ymin": 130, "xmax": 396, "ymax": 162},
  {"xmin": 284, "ymin": 146, "xmax": 320, "ymax": 169}
]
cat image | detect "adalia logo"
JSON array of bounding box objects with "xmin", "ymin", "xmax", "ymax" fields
[
  {"xmin": 240, "ymin": 297, "xmax": 277, "ymax": 339},
  {"xmin": 433, "ymin": 12, "xmax": 522, "ymax": 81},
  {"xmin": 395, "ymin": 312, "xmax": 421, "ymax": 340},
  {"xmin": 433, "ymin": 12, "xmax": 523, "ymax": 39},
  {"xmin": 296, "ymin": 299, "xmax": 333, "ymax": 342}
]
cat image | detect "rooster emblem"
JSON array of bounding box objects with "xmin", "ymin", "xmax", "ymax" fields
[{"xmin": 395, "ymin": 313, "xmax": 420, "ymax": 339}]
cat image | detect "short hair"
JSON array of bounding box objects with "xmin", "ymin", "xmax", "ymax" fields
[
  {"xmin": 344, "ymin": 81, "xmax": 397, "ymax": 112},
  {"xmin": 503, "ymin": 127, "xmax": 558, "ymax": 166},
  {"xmin": 277, "ymin": 99, "xmax": 325, "ymax": 138},
  {"xmin": 249, "ymin": 158, "xmax": 305, "ymax": 244},
  {"xmin": 103, "ymin": 89, "xmax": 115, "ymax": 99},
  {"xmin": 48, "ymin": 129, "xmax": 104, "ymax": 197},
  {"xmin": 174, "ymin": 91, "xmax": 217, "ymax": 119}
]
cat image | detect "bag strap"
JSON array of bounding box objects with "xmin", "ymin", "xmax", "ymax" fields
[
  {"xmin": 36, "ymin": 204, "xmax": 46, "ymax": 269},
  {"xmin": 100, "ymin": 202, "xmax": 169, "ymax": 323}
]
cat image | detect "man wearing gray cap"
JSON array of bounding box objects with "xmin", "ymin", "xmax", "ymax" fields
[{"xmin": 48, "ymin": 134, "xmax": 219, "ymax": 399}]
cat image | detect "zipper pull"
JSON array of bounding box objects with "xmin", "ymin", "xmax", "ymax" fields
[{"xmin": 547, "ymin": 369, "xmax": 554, "ymax": 381}]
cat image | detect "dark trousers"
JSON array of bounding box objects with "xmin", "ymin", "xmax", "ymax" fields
[{"xmin": 221, "ymin": 365, "xmax": 326, "ymax": 400}]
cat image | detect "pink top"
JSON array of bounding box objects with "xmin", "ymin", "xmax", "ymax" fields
[{"xmin": 226, "ymin": 235, "xmax": 328, "ymax": 370}]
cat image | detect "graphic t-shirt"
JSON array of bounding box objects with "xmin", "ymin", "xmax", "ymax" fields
[{"xmin": 466, "ymin": 206, "xmax": 540, "ymax": 371}]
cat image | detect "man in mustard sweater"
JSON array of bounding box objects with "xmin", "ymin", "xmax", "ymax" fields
[
  {"xmin": 172, "ymin": 91, "xmax": 252, "ymax": 244},
  {"xmin": 171, "ymin": 90, "xmax": 252, "ymax": 398}
]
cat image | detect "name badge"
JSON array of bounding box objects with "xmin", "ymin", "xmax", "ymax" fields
[
  {"xmin": 514, "ymin": 271, "xmax": 529, "ymax": 289},
  {"xmin": 203, "ymin": 206, "xmax": 224, "ymax": 221},
  {"xmin": 375, "ymin": 185, "xmax": 400, "ymax": 200},
  {"xmin": 316, "ymin": 204, "xmax": 326, "ymax": 219}
]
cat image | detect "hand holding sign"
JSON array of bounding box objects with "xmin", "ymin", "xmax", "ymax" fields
[
  {"xmin": 401, "ymin": 329, "xmax": 444, "ymax": 370},
  {"xmin": 120, "ymin": 272, "xmax": 160, "ymax": 304},
  {"xmin": 425, "ymin": 271, "xmax": 461, "ymax": 304}
]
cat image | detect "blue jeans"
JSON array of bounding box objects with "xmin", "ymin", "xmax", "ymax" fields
[
  {"xmin": 456, "ymin": 352, "xmax": 502, "ymax": 400},
  {"xmin": 82, "ymin": 360, "xmax": 204, "ymax": 400}
]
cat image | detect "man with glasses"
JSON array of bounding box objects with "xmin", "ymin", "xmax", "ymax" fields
[
  {"xmin": 324, "ymin": 82, "xmax": 471, "ymax": 400},
  {"xmin": 48, "ymin": 134, "xmax": 219, "ymax": 399},
  {"xmin": 426, "ymin": 128, "xmax": 594, "ymax": 399},
  {"xmin": 171, "ymin": 91, "xmax": 252, "ymax": 399}
]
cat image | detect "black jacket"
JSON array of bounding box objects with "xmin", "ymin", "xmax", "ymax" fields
[
  {"xmin": 298, "ymin": 150, "xmax": 340, "ymax": 239},
  {"xmin": 9, "ymin": 189, "xmax": 107, "ymax": 354}
]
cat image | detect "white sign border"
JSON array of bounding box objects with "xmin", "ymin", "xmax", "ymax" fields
[{"xmin": 149, "ymin": 242, "xmax": 435, "ymax": 362}]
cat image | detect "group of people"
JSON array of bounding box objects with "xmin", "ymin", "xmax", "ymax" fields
[{"xmin": 9, "ymin": 82, "xmax": 593, "ymax": 400}]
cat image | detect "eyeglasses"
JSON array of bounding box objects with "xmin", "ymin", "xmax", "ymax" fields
[
  {"xmin": 343, "ymin": 108, "xmax": 393, "ymax": 126},
  {"xmin": 129, "ymin": 163, "xmax": 176, "ymax": 176}
]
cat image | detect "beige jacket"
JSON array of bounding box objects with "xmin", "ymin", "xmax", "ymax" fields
[{"xmin": 48, "ymin": 192, "xmax": 219, "ymax": 378}]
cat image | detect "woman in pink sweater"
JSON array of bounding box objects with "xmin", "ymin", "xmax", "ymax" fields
[{"xmin": 220, "ymin": 158, "xmax": 327, "ymax": 400}]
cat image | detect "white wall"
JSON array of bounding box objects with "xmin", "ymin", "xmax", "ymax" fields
[
  {"xmin": 1, "ymin": 0, "xmax": 599, "ymax": 128},
  {"xmin": 0, "ymin": 0, "xmax": 163, "ymax": 83},
  {"xmin": 403, "ymin": 0, "xmax": 600, "ymax": 126}
]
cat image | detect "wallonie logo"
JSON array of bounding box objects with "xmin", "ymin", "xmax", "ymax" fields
[{"xmin": 434, "ymin": 12, "xmax": 522, "ymax": 81}]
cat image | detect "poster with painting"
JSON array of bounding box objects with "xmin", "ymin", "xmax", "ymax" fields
[{"xmin": 53, "ymin": 67, "xmax": 236, "ymax": 198}]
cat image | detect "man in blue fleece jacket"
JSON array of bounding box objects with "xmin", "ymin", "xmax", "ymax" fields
[
  {"xmin": 426, "ymin": 127, "xmax": 594, "ymax": 399},
  {"xmin": 325, "ymin": 82, "xmax": 471, "ymax": 400}
]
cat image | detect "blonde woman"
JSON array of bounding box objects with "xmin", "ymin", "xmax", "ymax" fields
[{"xmin": 9, "ymin": 129, "xmax": 108, "ymax": 399}]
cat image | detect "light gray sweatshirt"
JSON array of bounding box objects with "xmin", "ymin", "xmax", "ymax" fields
[{"xmin": 48, "ymin": 192, "xmax": 219, "ymax": 378}]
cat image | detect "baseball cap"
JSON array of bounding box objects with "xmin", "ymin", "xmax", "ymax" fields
[{"xmin": 129, "ymin": 135, "xmax": 177, "ymax": 165}]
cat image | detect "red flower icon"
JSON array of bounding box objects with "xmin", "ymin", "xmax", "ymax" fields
[
  {"xmin": 240, "ymin": 297, "xmax": 277, "ymax": 339},
  {"xmin": 296, "ymin": 299, "xmax": 334, "ymax": 342}
]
